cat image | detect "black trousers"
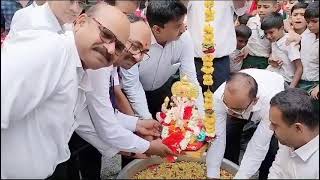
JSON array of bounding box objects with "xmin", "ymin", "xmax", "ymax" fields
[
  {"xmin": 194, "ymin": 56, "xmax": 230, "ymax": 93},
  {"xmin": 46, "ymin": 133, "xmax": 102, "ymax": 180},
  {"xmin": 224, "ymin": 116, "xmax": 279, "ymax": 179}
]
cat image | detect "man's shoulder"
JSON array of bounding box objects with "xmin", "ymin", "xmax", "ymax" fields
[{"xmin": 3, "ymin": 30, "xmax": 73, "ymax": 64}]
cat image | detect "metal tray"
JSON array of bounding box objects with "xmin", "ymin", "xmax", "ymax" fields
[{"xmin": 117, "ymin": 155, "xmax": 239, "ymax": 179}]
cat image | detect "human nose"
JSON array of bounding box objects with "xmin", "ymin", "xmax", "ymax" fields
[{"xmin": 103, "ymin": 41, "xmax": 116, "ymax": 55}]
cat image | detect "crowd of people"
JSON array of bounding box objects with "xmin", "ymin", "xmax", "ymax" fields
[{"xmin": 1, "ymin": 0, "xmax": 319, "ymax": 179}]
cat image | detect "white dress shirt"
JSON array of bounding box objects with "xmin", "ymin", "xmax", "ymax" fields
[
  {"xmin": 268, "ymin": 136, "xmax": 319, "ymax": 179},
  {"xmin": 121, "ymin": 31, "xmax": 204, "ymax": 119},
  {"xmin": 79, "ymin": 67, "xmax": 150, "ymax": 154},
  {"xmin": 206, "ymin": 69, "xmax": 285, "ymax": 178},
  {"xmin": 187, "ymin": 1, "xmax": 251, "ymax": 58},
  {"xmin": 300, "ymin": 29, "xmax": 319, "ymax": 81},
  {"xmin": 1, "ymin": 30, "xmax": 78, "ymax": 179},
  {"xmin": 1, "ymin": 4, "xmax": 119, "ymax": 178},
  {"xmin": 246, "ymin": 15, "xmax": 271, "ymax": 58},
  {"xmin": 267, "ymin": 34, "xmax": 301, "ymax": 82}
]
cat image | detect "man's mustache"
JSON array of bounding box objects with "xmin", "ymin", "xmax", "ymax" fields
[{"xmin": 93, "ymin": 46, "xmax": 113, "ymax": 63}]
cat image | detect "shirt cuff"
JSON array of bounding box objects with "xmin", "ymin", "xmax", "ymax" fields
[
  {"xmin": 133, "ymin": 137, "xmax": 150, "ymax": 153},
  {"xmin": 234, "ymin": 172, "xmax": 250, "ymax": 179},
  {"xmin": 207, "ymin": 167, "xmax": 220, "ymax": 179},
  {"xmin": 116, "ymin": 111, "xmax": 138, "ymax": 132}
]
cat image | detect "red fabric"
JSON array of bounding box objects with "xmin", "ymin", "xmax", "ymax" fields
[
  {"xmin": 248, "ymin": 0, "xmax": 258, "ymax": 15},
  {"xmin": 162, "ymin": 131, "xmax": 185, "ymax": 162},
  {"xmin": 183, "ymin": 106, "xmax": 193, "ymax": 120}
]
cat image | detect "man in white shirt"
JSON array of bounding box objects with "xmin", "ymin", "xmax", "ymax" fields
[
  {"xmin": 206, "ymin": 69, "xmax": 284, "ymax": 179},
  {"xmin": 268, "ymin": 88, "xmax": 319, "ymax": 179},
  {"xmin": 121, "ymin": 0, "xmax": 204, "ymax": 119},
  {"xmin": 1, "ymin": 3, "xmax": 172, "ymax": 179},
  {"xmin": 186, "ymin": 0, "xmax": 251, "ymax": 92}
]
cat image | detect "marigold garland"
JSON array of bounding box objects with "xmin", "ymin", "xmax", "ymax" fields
[{"xmin": 202, "ymin": 0, "xmax": 216, "ymax": 137}]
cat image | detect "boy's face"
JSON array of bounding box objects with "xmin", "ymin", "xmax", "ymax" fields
[
  {"xmin": 291, "ymin": 8, "xmax": 307, "ymax": 31},
  {"xmin": 236, "ymin": 36, "xmax": 249, "ymax": 50},
  {"xmin": 284, "ymin": 0, "xmax": 298, "ymax": 15},
  {"xmin": 265, "ymin": 27, "xmax": 285, "ymax": 42},
  {"xmin": 307, "ymin": 18, "xmax": 319, "ymax": 35},
  {"xmin": 257, "ymin": 1, "xmax": 278, "ymax": 19}
]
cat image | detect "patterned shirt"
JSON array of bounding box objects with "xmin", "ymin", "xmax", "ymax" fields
[{"xmin": 1, "ymin": 0, "xmax": 33, "ymax": 30}]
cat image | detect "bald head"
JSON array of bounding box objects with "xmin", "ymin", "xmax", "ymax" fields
[
  {"xmin": 225, "ymin": 72, "xmax": 258, "ymax": 99},
  {"xmin": 86, "ymin": 2, "xmax": 130, "ymax": 44}
]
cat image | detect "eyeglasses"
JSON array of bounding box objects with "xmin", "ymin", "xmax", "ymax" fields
[
  {"xmin": 126, "ymin": 40, "xmax": 150, "ymax": 61},
  {"xmin": 90, "ymin": 17, "xmax": 127, "ymax": 56},
  {"xmin": 221, "ymin": 93, "xmax": 253, "ymax": 116}
]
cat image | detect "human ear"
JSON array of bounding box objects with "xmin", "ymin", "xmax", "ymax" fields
[
  {"xmin": 151, "ymin": 25, "xmax": 162, "ymax": 34},
  {"xmin": 74, "ymin": 13, "xmax": 88, "ymax": 31}
]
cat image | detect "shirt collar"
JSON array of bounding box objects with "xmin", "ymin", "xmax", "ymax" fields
[
  {"xmin": 275, "ymin": 34, "xmax": 287, "ymax": 47},
  {"xmin": 151, "ymin": 31, "xmax": 158, "ymax": 45},
  {"xmin": 33, "ymin": 2, "xmax": 63, "ymax": 33},
  {"xmin": 293, "ymin": 135, "xmax": 319, "ymax": 162}
]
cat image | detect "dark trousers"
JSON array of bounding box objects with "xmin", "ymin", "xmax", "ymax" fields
[
  {"xmin": 46, "ymin": 133, "xmax": 102, "ymax": 180},
  {"xmin": 224, "ymin": 116, "xmax": 279, "ymax": 179},
  {"xmin": 145, "ymin": 71, "xmax": 180, "ymax": 119},
  {"xmin": 195, "ymin": 56, "xmax": 230, "ymax": 93}
]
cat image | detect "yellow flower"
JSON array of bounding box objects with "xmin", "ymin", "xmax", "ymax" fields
[
  {"xmin": 203, "ymin": 80, "xmax": 213, "ymax": 86},
  {"xmin": 203, "ymin": 61, "xmax": 213, "ymax": 67},
  {"xmin": 202, "ymin": 54, "xmax": 214, "ymax": 62},
  {"xmin": 204, "ymin": 24, "xmax": 213, "ymax": 34},
  {"xmin": 201, "ymin": 66, "xmax": 214, "ymax": 74},
  {"xmin": 205, "ymin": 1, "xmax": 214, "ymax": 9}
]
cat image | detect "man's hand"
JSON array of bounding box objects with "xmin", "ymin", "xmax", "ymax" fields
[
  {"xmin": 285, "ymin": 30, "xmax": 301, "ymax": 46},
  {"xmin": 145, "ymin": 139, "xmax": 175, "ymax": 157},
  {"xmin": 136, "ymin": 119, "xmax": 161, "ymax": 137}
]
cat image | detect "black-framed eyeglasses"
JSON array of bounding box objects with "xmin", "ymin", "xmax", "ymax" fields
[
  {"xmin": 221, "ymin": 93, "xmax": 253, "ymax": 116},
  {"xmin": 90, "ymin": 17, "xmax": 127, "ymax": 56},
  {"xmin": 126, "ymin": 40, "xmax": 150, "ymax": 61}
]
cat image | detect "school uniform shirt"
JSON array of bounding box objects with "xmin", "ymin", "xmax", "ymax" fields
[
  {"xmin": 206, "ymin": 69, "xmax": 285, "ymax": 179},
  {"xmin": 229, "ymin": 49, "xmax": 243, "ymax": 72},
  {"xmin": 268, "ymin": 136, "xmax": 319, "ymax": 179},
  {"xmin": 77, "ymin": 66, "xmax": 150, "ymax": 154},
  {"xmin": 120, "ymin": 31, "xmax": 204, "ymax": 119},
  {"xmin": 187, "ymin": 1, "xmax": 251, "ymax": 58},
  {"xmin": 246, "ymin": 15, "xmax": 271, "ymax": 58},
  {"xmin": 266, "ymin": 34, "xmax": 301, "ymax": 82},
  {"xmin": 300, "ymin": 29, "xmax": 319, "ymax": 81}
]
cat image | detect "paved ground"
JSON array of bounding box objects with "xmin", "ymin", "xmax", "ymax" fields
[{"xmin": 101, "ymin": 155, "xmax": 122, "ymax": 179}]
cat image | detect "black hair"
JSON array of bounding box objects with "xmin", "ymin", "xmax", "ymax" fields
[
  {"xmin": 226, "ymin": 72, "xmax": 258, "ymax": 99},
  {"xmin": 261, "ymin": 12, "xmax": 284, "ymax": 31},
  {"xmin": 104, "ymin": 0, "xmax": 141, "ymax": 6},
  {"xmin": 127, "ymin": 13, "xmax": 145, "ymax": 23},
  {"xmin": 270, "ymin": 88, "xmax": 319, "ymax": 130},
  {"xmin": 238, "ymin": 13, "xmax": 252, "ymax": 25},
  {"xmin": 146, "ymin": 0, "xmax": 187, "ymax": 28},
  {"xmin": 291, "ymin": 2, "xmax": 309, "ymax": 15},
  {"xmin": 304, "ymin": 1, "xmax": 319, "ymax": 20},
  {"xmin": 257, "ymin": 0, "xmax": 278, "ymax": 5},
  {"xmin": 235, "ymin": 24, "xmax": 252, "ymax": 40}
]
